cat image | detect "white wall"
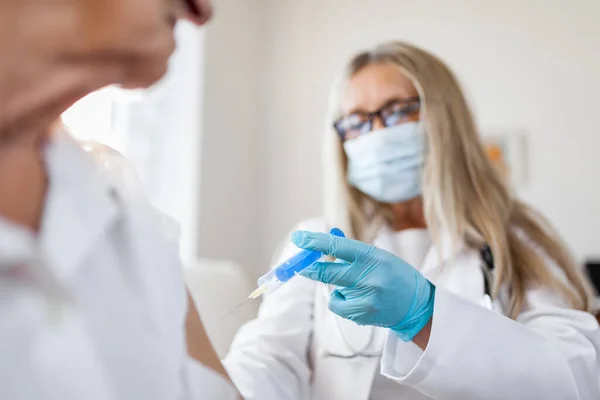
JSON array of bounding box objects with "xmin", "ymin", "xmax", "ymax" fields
[
  {"xmin": 254, "ymin": 0, "xmax": 600, "ymax": 267},
  {"xmin": 197, "ymin": 0, "xmax": 266, "ymax": 272}
]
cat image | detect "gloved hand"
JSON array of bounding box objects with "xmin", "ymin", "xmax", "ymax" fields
[{"xmin": 293, "ymin": 231, "xmax": 435, "ymax": 342}]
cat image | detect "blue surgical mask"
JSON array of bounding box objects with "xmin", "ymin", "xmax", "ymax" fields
[{"xmin": 343, "ymin": 122, "xmax": 424, "ymax": 204}]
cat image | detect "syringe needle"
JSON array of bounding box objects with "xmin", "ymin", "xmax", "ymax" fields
[
  {"xmin": 219, "ymin": 297, "xmax": 252, "ymax": 320},
  {"xmin": 219, "ymin": 284, "xmax": 269, "ymax": 320}
]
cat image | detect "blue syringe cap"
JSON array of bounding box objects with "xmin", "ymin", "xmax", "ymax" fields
[{"xmin": 329, "ymin": 228, "xmax": 345, "ymax": 238}]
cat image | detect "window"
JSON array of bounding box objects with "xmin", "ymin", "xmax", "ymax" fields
[{"xmin": 62, "ymin": 22, "xmax": 205, "ymax": 264}]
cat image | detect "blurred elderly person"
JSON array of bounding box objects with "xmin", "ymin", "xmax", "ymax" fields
[{"xmin": 0, "ymin": 0, "xmax": 242, "ymax": 399}]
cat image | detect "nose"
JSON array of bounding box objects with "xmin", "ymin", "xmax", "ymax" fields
[
  {"xmin": 372, "ymin": 114, "xmax": 386, "ymax": 130},
  {"xmin": 183, "ymin": 0, "xmax": 213, "ymax": 25}
]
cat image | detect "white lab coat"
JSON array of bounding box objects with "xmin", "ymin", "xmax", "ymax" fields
[
  {"xmin": 224, "ymin": 218, "xmax": 600, "ymax": 399},
  {"xmin": 0, "ymin": 132, "xmax": 237, "ymax": 400}
]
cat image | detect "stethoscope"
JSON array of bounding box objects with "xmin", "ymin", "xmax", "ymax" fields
[
  {"xmin": 320, "ymin": 317, "xmax": 382, "ymax": 359},
  {"xmin": 321, "ymin": 244, "xmax": 496, "ymax": 359},
  {"xmin": 480, "ymin": 244, "xmax": 495, "ymax": 310}
]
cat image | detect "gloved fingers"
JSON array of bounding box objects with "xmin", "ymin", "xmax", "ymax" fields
[
  {"xmin": 328, "ymin": 289, "xmax": 368, "ymax": 322},
  {"xmin": 291, "ymin": 230, "xmax": 374, "ymax": 263},
  {"xmin": 329, "ymin": 289, "xmax": 346, "ymax": 316},
  {"xmin": 300, "ymin": 261, "xmax": 356, "ymax": 286}
]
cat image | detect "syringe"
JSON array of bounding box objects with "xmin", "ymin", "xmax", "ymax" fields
[{"xmin": 248, "ymin": 227, "xmax": 345, "ymax": 299}]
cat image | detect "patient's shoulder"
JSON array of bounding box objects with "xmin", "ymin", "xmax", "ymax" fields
[{"xmin": 80, "ymin": 141, "xmax": 147, "ymax": 199}]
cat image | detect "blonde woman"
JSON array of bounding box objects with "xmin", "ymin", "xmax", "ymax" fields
[{"xmin": 224, "ymin": 41, "xmax": 600, "ymax": 399}]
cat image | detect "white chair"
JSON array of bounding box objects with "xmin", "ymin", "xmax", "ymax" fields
[{"xmin": 184, "ymin": 259, "xmax": 259, "ymax": 358}]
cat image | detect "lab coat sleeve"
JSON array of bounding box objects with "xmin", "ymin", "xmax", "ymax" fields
[
  {"xmin": 223, "ymin": 218, "xmax": 329, "ymax": 400},
  {"xmin": 380, "ymin": 286, "xmax": 600, "ymax": 400}
]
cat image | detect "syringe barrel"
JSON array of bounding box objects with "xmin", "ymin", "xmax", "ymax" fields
[
  {"xmin": 274, "ymin": 250, "xmax": 321, "ymax": 282},
  {"xmin": 256, "ymin": 269, "xmax": 284, "ymax": 293},
  {"xmin": 273, "ymin": 227, "xmax": 346, "ymax": 283}
]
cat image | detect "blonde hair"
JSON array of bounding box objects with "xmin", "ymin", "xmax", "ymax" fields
[{"xmin": 323, "ymin": 41, "xmax": 595, "ymax": 318}]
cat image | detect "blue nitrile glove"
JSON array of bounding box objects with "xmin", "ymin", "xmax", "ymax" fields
[{"xmin": 293, "ymin": 231, "xmax": 435, "ymax": 342}]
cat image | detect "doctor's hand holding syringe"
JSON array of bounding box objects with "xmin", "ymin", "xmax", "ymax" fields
[{"xmin": 238, "ymin": 227, "xmax": 434, "ymax": 347}]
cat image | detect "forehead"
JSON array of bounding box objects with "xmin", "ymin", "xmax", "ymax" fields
[{"xmin": 340, "ymin": 62, "xmax": 418, "ymax": 115}]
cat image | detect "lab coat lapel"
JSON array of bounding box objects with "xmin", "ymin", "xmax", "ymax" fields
[
  {"xmin": 419, "ymin": 233, "xmax": 485, "ymax": 305},
  {"xmin": 373, "ymin": 227, "xmax": 485, "ymax": 311}
]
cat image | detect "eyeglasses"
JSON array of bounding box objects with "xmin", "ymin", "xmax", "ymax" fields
[{"xmin": 333, "ymin": 96, "xmax": 421, "ymax": 142}]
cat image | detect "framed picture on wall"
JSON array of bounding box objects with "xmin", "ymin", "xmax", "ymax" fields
[{"xmin": 482, "ymin": 131, "xmax": 527, "ymax": 188}]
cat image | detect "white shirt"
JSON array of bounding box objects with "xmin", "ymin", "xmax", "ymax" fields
[{"xmin": 0, "ymin": 132, "xmax": 237, "ymax": 400}]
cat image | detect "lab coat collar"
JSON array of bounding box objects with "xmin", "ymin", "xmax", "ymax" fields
[
  {"xmin": 374, "ymin": 223, "xmax": 467, "ymax": 276},
  {"xmin": 374, "ymin": 225, "xmax": 485, "ymax": 304},
  {"xmin": 39, "ymin": 131, "xmax": 120, "ymax": 281},
  {"xmin": 416, "ymin": 232, "xmax": 486, "ymax": 308},
  {"xmin": 420, "ymin": 233, "xmax": 467, "ymax": 279}
]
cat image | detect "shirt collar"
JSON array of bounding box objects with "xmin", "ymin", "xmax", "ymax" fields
[
  {"xmin": 39, "ymin": 130, "xmax": 120, "ymax": 281},
  {"xmin": 0, "ymin": 216, "xmax": 36, "ymax": 271}
]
